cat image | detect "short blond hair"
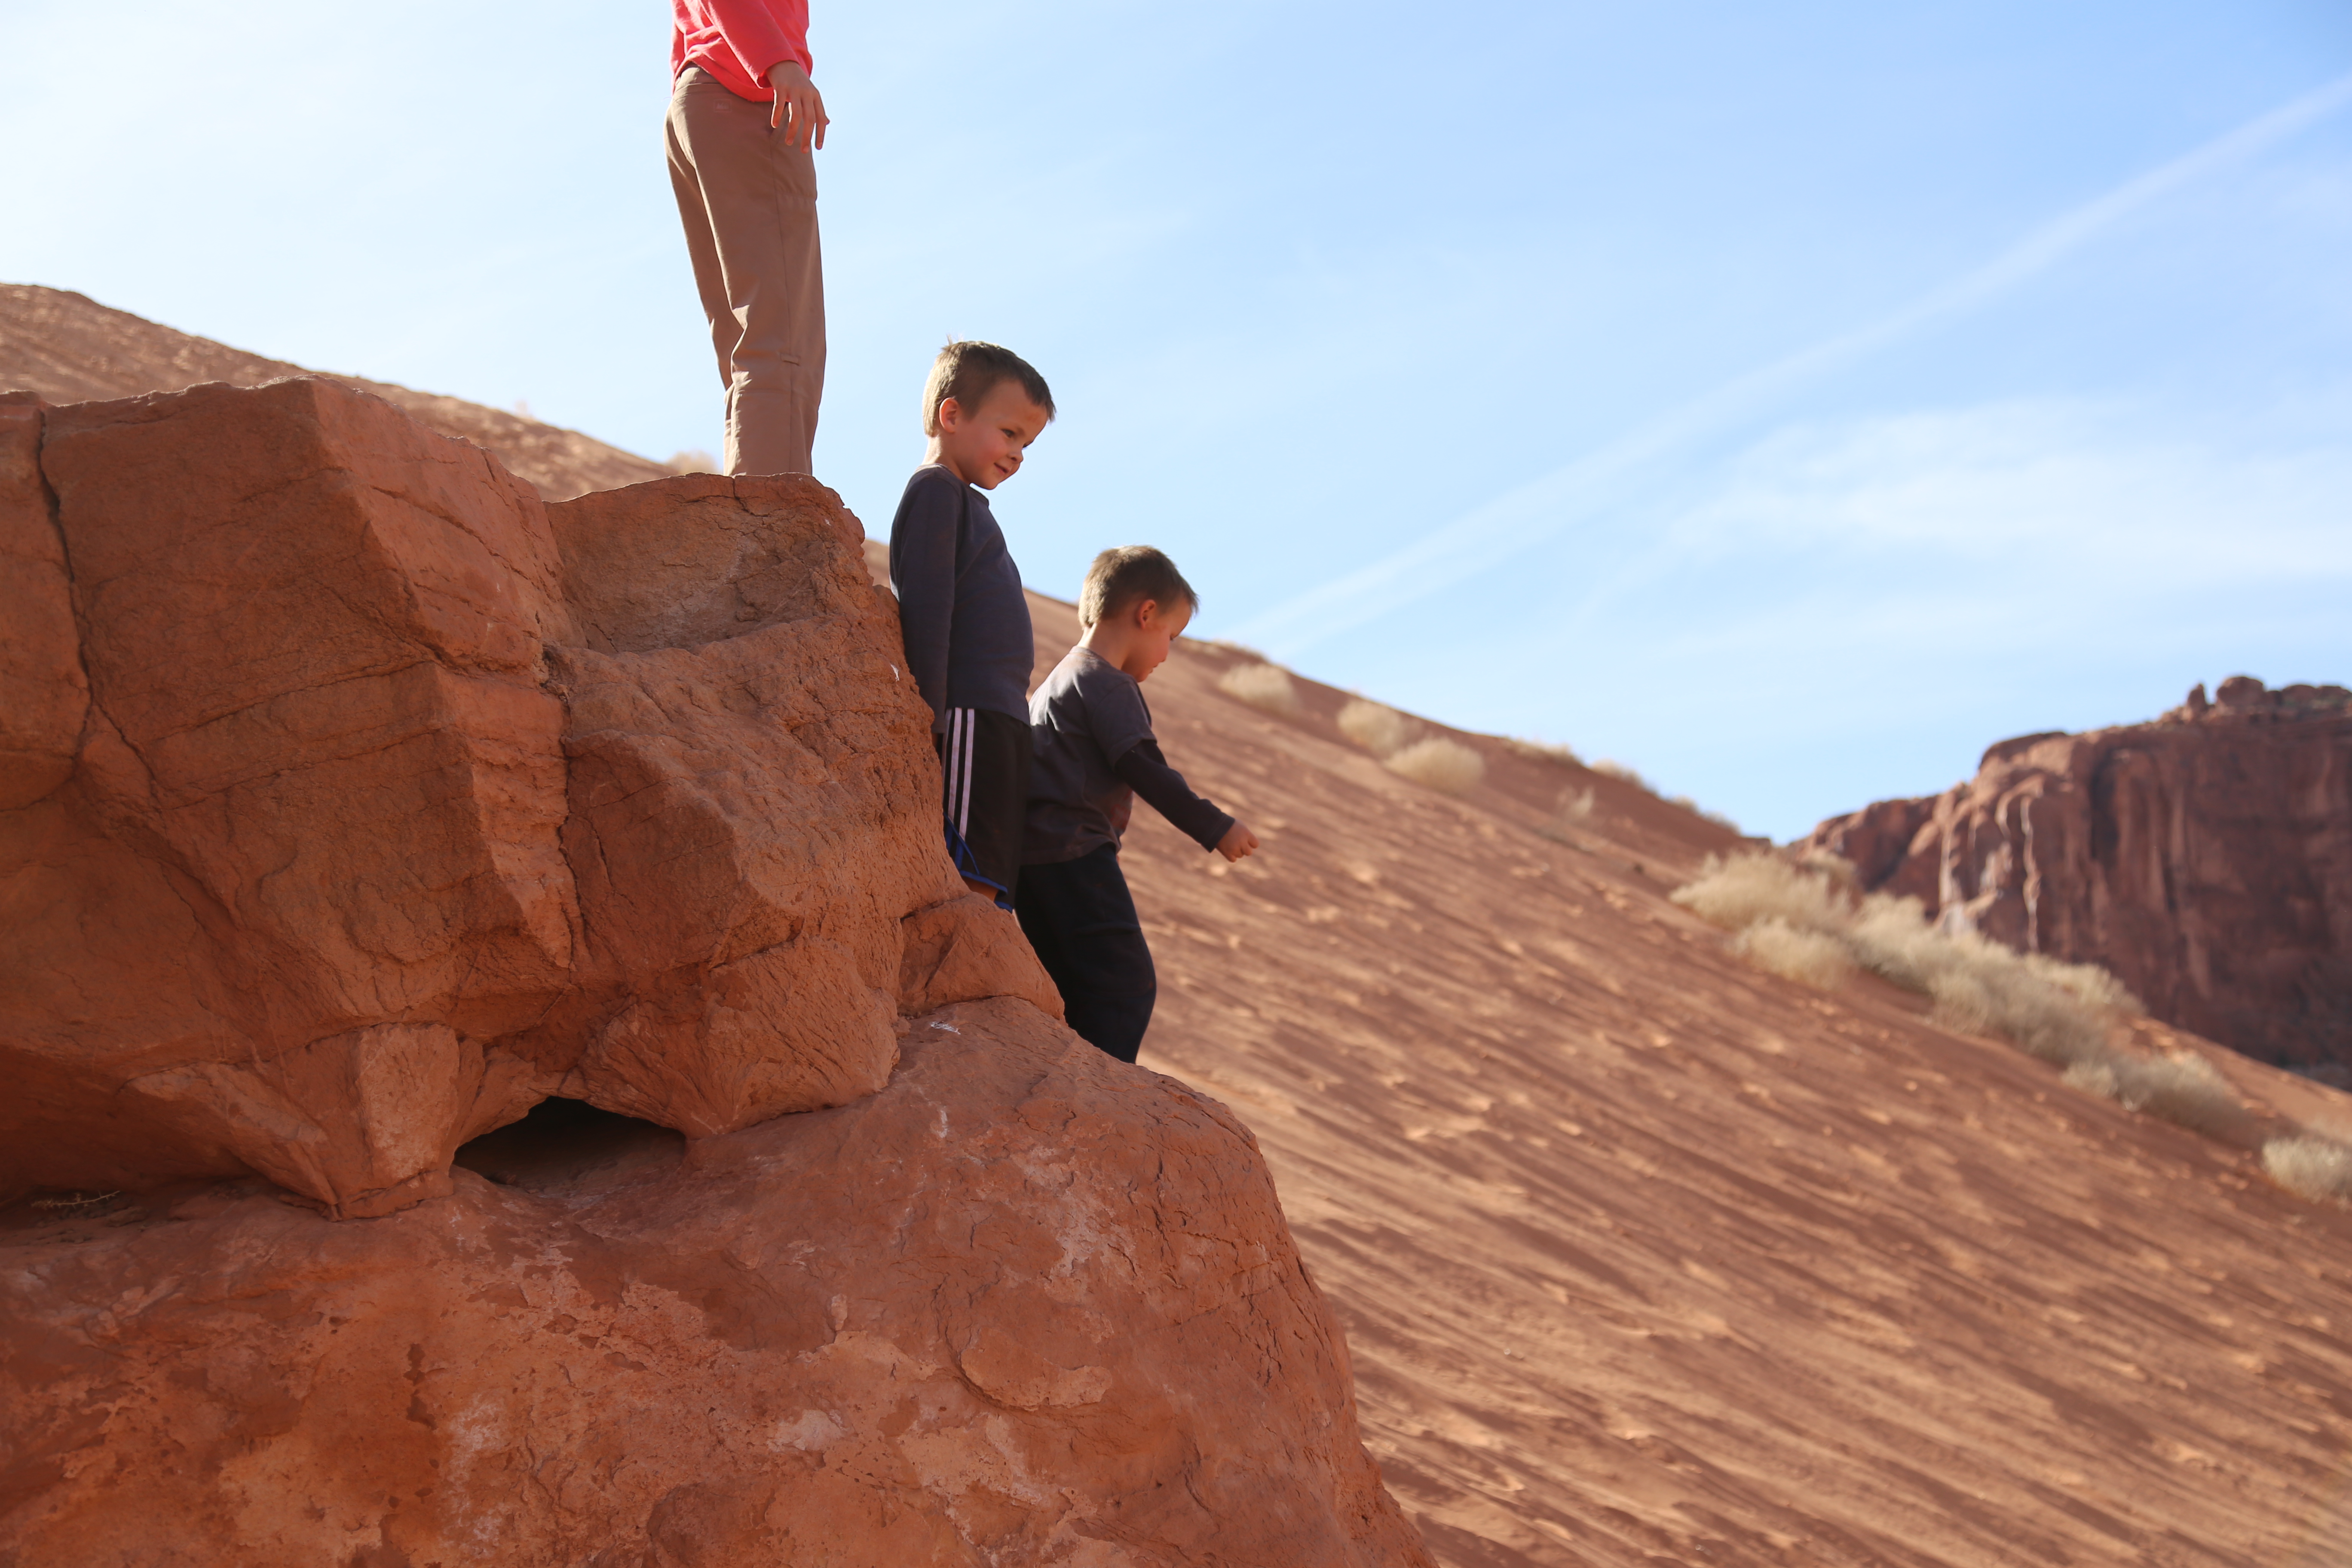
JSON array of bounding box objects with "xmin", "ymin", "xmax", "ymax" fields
[
  {"xmin": 1080, "ymin": 546, "xmax": 1197, "ymax": 627},
  {"xmin": 920, "ymin": 341, "xmax": 1055, "ymax": 436}
]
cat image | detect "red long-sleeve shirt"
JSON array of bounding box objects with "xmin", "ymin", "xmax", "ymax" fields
[{"xmin": 671, "ymin": 0, "xmax": 811, "ymax": 102}]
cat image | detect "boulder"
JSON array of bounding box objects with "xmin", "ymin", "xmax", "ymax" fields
[
  {"xmin": 3, "ymin": 379, "xmax": 581, "ymax": 1215},
  {"xmin": 527, "ymin": 474, "xmax": 969, "ymax": 1134},
  {"xmin": 1803, "ymin": 677, "xmax": 2352, "ymax": 1069},
  {"xmin": 0, "ymin": 999, "xmax": 1430, "ymax": 1568},
  {"xmin": 0, "ymin": 384, "xmax": 1042, "ymax": 1212}
]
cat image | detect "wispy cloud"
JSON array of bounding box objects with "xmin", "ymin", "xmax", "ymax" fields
[{"xmin": 1224, "ymin": 69, "xmax": 2352, "ymax": 656}]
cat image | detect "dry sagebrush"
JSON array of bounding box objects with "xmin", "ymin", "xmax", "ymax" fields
[
  {"xmin": 1730, "ymin": 917, "xmax": 1856, "ymax": 989},
  {"xmin": 1668, "ymin": 852, "xmax": 2254, "ymax": 1141},
  {"xmin": 1217, "ymin": 662, "xmax": 1298, "ymax": 717},
  {"xmin": 1384, "ymin": 737, "xmax": 1485, "ymax": 795},
  {"xmin": 1591, "ymin": 759, "xmax": 1655, "ymax": 794},
  {"xmin": 1338, "ymin": 698, "xmax": 1415, "ymax": 758},
  {"xmin": 1504, "ymin": 736, "xmax": 1580, "ymax": 767},
  {"xmin": 2264, "ymin": 1136, "xmax": 2352, "ymax": 1203},
  {"xmin": 1537, "ymin": 787, "xmax": 1596, "ymax": 844}
]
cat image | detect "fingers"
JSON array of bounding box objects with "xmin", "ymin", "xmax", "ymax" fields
[{"xmin": 772, "ymin": 89, "xmax": 828, "ymax": 150}]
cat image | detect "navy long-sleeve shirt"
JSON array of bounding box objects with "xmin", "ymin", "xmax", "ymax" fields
[
  {"xmin": 1025, "ymin": 646, "xmax": 1235, "ymax": 864},
  {"xmin": 887, "ymin": 464, "xmax": 1033, "ymax": 729}
]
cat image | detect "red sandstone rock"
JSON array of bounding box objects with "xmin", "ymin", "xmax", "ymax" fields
[
  {"xmin": 900, "ymin": 892, "xmax": 1066, "ymax": 1022},
  {"xmin": 1803, "ymin": 677, "xmax": 2352, "ymax": 1069},
  {"xmin": 4, "ymin": 379, "xmax": 581, "ymax": 1214},
  {"xmin": 0, "ymin": 393, "xmax": 85, "ymax": 810},
  {"xmin": 0, "ymin": 385, "xmax": 1055, "ymax": 1210},
  {"xmin": 0, "ymin": 999, "xmax": 1430, "ymax": 1568}
]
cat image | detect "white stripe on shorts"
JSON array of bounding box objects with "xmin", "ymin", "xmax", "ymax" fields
[{"xmin": 946, "ymin": 708, "xmax": 975, "ymax": 835}]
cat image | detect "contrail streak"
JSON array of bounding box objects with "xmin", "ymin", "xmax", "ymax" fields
[{"xmin": 1223, "ymin": 70, "xmax": 2352, "ymax": 657}]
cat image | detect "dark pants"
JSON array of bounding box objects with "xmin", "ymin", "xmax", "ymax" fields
[{"xmin": 1017, "ymin": 843, "xmax": 1156, "ymax": 1063}]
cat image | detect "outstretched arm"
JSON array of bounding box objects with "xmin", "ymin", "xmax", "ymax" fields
[{"xmin": 1113, "ymin": 739, "xmax": 1240, "ymax": 853}]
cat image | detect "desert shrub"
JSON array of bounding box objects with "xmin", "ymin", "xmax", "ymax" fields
[
  {"xmin": 1384, "ymin": 738, "xmax": 1485, "ymax": 794},
  {"xmin": 1537, "ymin": 787, "xmax": 1595, "ymax": 845},
  {"xmin": 1923, "ymin": 952, "xmax": 2108, "ymax": 1070},
  {"xmin": 1798, "ymin": 850, "xmax": 1859, "ymax": 887},
  {"xmin": 1839, "ymin": 893, "xmax": 1940, "ymax": 987},
  {"xmin": 1663, "ymin": 793, "xmax": 1740, "ymax": 832},
  {"xmin": 2062, "ymin": 1060, "xmax": 2122, "ymax": 1099},
  {"xmin": 667, "ymin": 449, "xmax": 718, "ymax": 474},
  {"xmin": 1677, "ymin": 856, "xmax": 2241, "ymax": 1152},
  {"xmin": 2111, "ymin": 1053, "xmax": 2247, "ymax": 1139},
  {"xmin": 1731, "ymin": 918, "xmax": 1854, "ymax": 989},
  {"xmin": 1670, "ymin": 852, "xmax": 1846, "ymax": 936},
  {"xmin": 1218, "ymin": 662, "xmax": 1298, "ymax": 717},
  {"xmin": 2022, "ymin": 952, "xmax": 2145, "ymax": 1015},
  {"xmin": 1338, "ymin": 698, "xmax": 1415, "ymax": 758},
  {"xmin": 1504, "ymin": 737, "xmax": 1580, "ymax": 766},
  {"xmin": 2264, "ymin": 1136, "xmax": 2352, "ymax": 1203},
  {"xmin": 2056, "ymin": 1039, "xmax": 2251, "ymax": 1138},
  {"xmin": 1592, "ymin": 759, "xmax": 1657, "ymax": 794},
  {"xmin": 1677, "ymin": 851, "xmax": 2135, "ymax": 1077}
]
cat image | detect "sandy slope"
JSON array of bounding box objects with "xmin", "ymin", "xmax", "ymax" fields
[
  {"xmin": 0, "ymin": 284, "xmax": 670, "ymax": 499},
  {"xmin": 893, "ymin": 548, "xmax": 2352, "ymax": 1568}
]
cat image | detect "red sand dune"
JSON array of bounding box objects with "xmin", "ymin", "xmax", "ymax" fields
[{"xmin": 962, "ymin": 556, "xmax": 2352, "ymax": 1567}]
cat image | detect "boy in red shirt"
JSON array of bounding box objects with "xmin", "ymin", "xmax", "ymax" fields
[{"xmin": 666, "ymin": 1, "xmax": 830, "ymax": 476}]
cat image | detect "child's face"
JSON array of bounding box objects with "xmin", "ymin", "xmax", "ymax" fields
[
  {"xmin": 934, "ymin": 380, "xmax": 1050, "ymax": 490},
  {"xmin": 1119, "ymin": 599, "xmax": 1191, "ymax": 684}
]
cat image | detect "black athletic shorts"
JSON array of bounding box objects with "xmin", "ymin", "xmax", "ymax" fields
[{"xmin": 938, "ymin": 707, "xmax": 1031, "ymax": 908}]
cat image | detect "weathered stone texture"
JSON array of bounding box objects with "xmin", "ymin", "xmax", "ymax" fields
[
  {"xmin": 0, "ymin": 1002, "xmax": 1430, "ymax": 1568},
  {"xmin": 0, "ymin": 392, "xmax": 86, "ymax": 808},
  {"xmin": 0, "ymin": 383, "xmax": 1041, "ymax": 1210}
]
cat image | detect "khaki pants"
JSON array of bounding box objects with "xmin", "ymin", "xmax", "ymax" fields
[{"xmin": 665, "ymin": 66, "xmax": 826, "ymax": 476}]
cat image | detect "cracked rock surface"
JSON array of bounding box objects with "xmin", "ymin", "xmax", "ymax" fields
[{"xmin": 1, "ymin": 1002, "xmax": 1427, "ymax": 1567}]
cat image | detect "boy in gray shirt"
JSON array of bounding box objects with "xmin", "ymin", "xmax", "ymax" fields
[
  {"xmin": 889, "ymin": 341, "xmax": 1054, "ymax": 908},
  {"xmin": 1020, "ymin": 547, "xmax": 1258, "ymax": 1061}
]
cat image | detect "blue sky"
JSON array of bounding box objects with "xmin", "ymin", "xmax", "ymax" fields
[{"xmin": 3, "ymin": 0, "xmax": 2346, "ymax": 838}]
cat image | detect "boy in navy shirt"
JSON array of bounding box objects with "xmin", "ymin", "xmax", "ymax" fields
[
  {"xmin": 888, "ymin": 342, "xmax": 1054, "ymax": 908},
  {"xmin": 1022, "ymin": 547, "xmax": 1259, "ymax": 1061}
]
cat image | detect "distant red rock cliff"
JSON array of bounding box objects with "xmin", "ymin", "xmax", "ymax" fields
[{"xmin": 1802, "ymin": 677, "xmax": 2352, "ymax": 1073}]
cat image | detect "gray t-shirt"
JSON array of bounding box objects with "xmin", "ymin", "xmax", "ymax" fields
[{"xmin": 1025, "ymin": 648, "xmax": 1155, "ymax": 863}]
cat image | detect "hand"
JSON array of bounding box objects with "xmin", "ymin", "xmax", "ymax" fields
[
  {"xmin": 1217, "ymin": 821, "xmax": 1259, "ymax": 863},
  {"xmin": 766, "ymin": 60, "xmax": 830, "ymax": 149}
]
